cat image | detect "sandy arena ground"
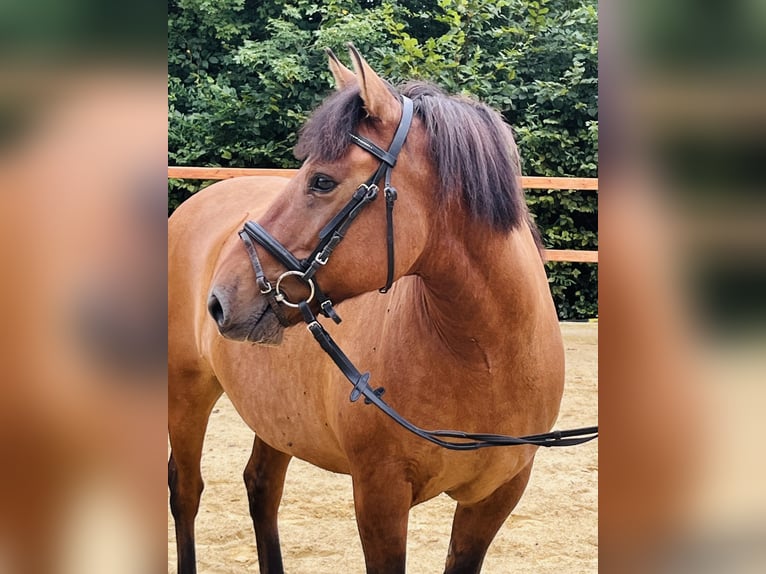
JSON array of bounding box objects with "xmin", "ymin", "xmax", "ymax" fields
[{"xmin": 168, "ymin": 322, "xmax": 597, "ymax": 573}]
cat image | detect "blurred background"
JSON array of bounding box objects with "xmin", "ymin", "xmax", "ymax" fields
[
  {"xmin": 600, "ymin": 0, "xmax": 766, "ymax": 572},
  {"xmin": 0, "ymin": 0, "xmax": 764, "ymax": 572},
  {"xmin": 0, "ymin": 1, "xmax": 167, "ymax": 572}
]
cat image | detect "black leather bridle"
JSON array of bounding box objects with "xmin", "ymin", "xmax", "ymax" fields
[
  {"xmin": 239, "ymin": 96, "xmax": 414, "ymax": 328},
  {"xmin": 238, "ymin": 95, "xmax": 598, "ymax": 450}
]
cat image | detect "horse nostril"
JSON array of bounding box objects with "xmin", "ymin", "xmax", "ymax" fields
[{"xmin": 207, "ymin": 290, "xmax": 228, "ymax": 328}]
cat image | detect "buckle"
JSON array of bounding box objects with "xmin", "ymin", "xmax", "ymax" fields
[{"xmin": 315, "ymin": 250, "xmax": 329, "ymax": 266}]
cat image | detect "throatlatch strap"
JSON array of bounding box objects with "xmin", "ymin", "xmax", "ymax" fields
[
  {"xmin": 380, "ymin": 185, "xmax": 397, "ymax": 293},
  {"xmin": 347, "ymin": 96, "xmax": 412, "ymax": 293}
]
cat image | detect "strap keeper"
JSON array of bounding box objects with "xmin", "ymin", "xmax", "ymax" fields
[
  {"xmin": 349, "ymin": 372, "xmax": 371, "ymax": 402},
  {"xmin": 257, "ymin": 278, "xmax": 273, "ymax": 295},
  {"xmin": 320, "ymin": 299, "xmax": 342, "ymax": 324},
  {"xmin": 364, "ymin": 386, "xmax": 386, "ymax": 405},
  {"xmin": 306, "ymin": 320, "xmax": 322, "ymax": 335}
]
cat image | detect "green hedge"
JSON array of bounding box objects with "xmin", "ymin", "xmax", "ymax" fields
[{"xmin": 168, "ymin": 0, "xmax": 598, "ymax": 319}]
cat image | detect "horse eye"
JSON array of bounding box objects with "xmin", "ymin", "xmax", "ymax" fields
[{"xmin": 309, "ymin": 174, "xmax": 337, "ymax": 194}]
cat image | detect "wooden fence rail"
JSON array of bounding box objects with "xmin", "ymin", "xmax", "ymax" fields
[{"xmin": 168, "ymin": 167, "xmax": 598, "ymax": 263}]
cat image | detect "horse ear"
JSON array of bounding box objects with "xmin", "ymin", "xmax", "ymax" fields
[
  {"xmin": 346, "ymin": 43, "xmax": 400, "ymax": 124},
  {"xmin": 326, "ymin": 48, "xmax": 356, "ymax": 91}
]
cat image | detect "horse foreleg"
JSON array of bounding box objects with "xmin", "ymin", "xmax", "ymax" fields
[
  {"xmin": 168, "ymin": 372, "xmax": 222, "ymax": 574},
  {"xmin": 444, "ymin": 459, "xmax": 535, "ymax": 574},
  {"xmin": 243, "ymin": 436, "xmax": 292, "ymax": 574},
  {"xmin": 351, "ymin": 466, "xmax": 413, "ymax": 574}
]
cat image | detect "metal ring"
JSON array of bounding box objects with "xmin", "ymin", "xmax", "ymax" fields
[{"xmin": 274, "ymin": 270, "xmax": 315, "ymax": 308}]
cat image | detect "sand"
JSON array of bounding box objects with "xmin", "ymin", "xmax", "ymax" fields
[{"xmin": 168, "ymin": 322, "xmax": 597, "ymax": 573}]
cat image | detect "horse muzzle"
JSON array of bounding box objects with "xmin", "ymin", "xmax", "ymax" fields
[{"xmin": 207, "ymin": 285, "xmax": 285, "ymax": 345}]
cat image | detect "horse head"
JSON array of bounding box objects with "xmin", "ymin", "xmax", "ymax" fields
[{"xmin": 208, "ymin": 46, "xmax": 434, "ymax": 343}]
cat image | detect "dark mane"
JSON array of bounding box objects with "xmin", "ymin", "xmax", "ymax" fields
[{"xmin": 295, "ymin": 80, "xmax": 528, "ymax": 233}]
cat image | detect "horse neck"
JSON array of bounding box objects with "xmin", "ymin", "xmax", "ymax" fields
[{"xmin": 412, "ymin": 216, "xmax": 554, "ymax": 362}]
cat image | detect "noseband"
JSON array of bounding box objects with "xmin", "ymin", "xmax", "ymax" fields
[{"xmin": 238, "ymin": 95, "xmax": 598, "ymax": 450}]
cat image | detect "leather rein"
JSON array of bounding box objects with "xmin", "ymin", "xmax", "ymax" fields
[{"xmin": 239, "ymin": 95, "xmax": 598, "ymax": 450}]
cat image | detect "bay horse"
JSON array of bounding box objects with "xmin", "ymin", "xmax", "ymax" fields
[{"xmin": 168, "ymin": 46, "xmax": 565, "ymax": 573}]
